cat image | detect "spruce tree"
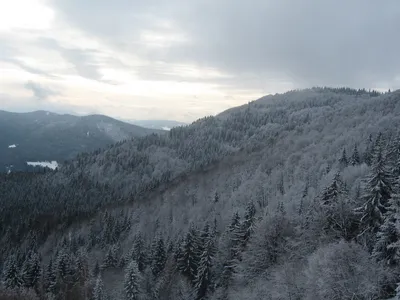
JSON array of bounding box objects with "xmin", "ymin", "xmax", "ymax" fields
[
  {"xmin": 241, "ymin": 201, "xmax": 257, "ymax": 244},
  {"xmin": 2, "ymin": 254, "xmax": 22, "ymax": 289},
  {"xmin": 339, "ymin": 148, "xmax": 348, "ymax": 168},
  {"xmin": 93, "ymin": 275, "xmax": 105, "ymax": 300},
  {"xmin": 124, "ymin": 261, "xmax": 143, "ymax": 300},
  {"xmin": 131, "ymin": 232, "xmax": 146, "ymax": 272},
  {"xmin": 177, "ymin": 224, "xmax": 200, "ymax": 283},
  {"xmin": 44, "ymin": 258, "xmax": 57, "ymax": 294},
  {"xmin": 372, "ymin": 191, "xmax": 400, "ymax": 266},
  {"xmin": 151, "ymin": 236, "xmax": 166, "ymax": 277},
  {"xmin": 194, "ymin": 231, "xmax": 216, "ymax": 299},
  {"xmin": 356, "ymin": 148, "xmax": 393, "ymax": 236},
  {"xmin": 22, "ymin": 251, "xmax": 41, "ymax": 288},
  {"xmin": 350, "ymin": 144, "xmax": 361, "ymax": 166}
]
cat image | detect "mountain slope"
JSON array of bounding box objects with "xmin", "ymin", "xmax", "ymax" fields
[
  {"xmin": 0, "ymin": 88, "xmax": 399, "ymax": 299},
  {"xmin": 0, "ymin": 110, "xmax": 163, "ymax": 171},
  {"xmin": 127, "ymin": 119, "xmax": 187, "ymax": 130}
]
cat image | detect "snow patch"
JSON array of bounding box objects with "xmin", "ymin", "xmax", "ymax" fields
[
  {"xmin": 8, "ymin": 144, "xmax": 17, "ymax": 148},
  {"xmin": 162, "ymin": 126, "xmax": 171, "ymax": 131},
  {"xmin": 87, "ymin": 131, "xmax": 90, "ymax": 136},
  {"xmin": 27, "ymin": 161, "xmax": 58, "ymax": 170}
]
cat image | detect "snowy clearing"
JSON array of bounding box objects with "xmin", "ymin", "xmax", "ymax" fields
[
  {"xmin": 8, "ymin": 144, "xmax": 17, "ymax": 148},
  {"xmin": 162, "ymin": 126, "xmax": 171, "ymax": 131},
  {"xmin": 27, "ymin": 161, "xmax": 58, "ymax": 170}
]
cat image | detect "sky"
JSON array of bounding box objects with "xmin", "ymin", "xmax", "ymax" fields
[{"xmin": 1, "ymin": 0, "xmax": 400, "ymax": 122}]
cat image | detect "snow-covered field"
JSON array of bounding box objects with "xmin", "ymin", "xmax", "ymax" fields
[
  {"xmin": 8, "ymin": 144, "xmax": 17, "ymax": 148},
  {"xmin": 27, "ymin": 161, "xmax": 58, "ymax": 170}
]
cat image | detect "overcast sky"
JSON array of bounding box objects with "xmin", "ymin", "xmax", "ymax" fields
[{"xmin": 1, "ymin": 0, "xmax": 399, "ymax": 121}]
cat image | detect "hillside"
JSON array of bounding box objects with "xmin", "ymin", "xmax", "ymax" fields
[
  {"xmin": 0, "ymin": 110, "xmax": 163, "ymax": 171},
  {"xmin": 0, "ymin": 88, "xmax": 399, "ymax": 299},
  {"xmin": 127, "ymin": 119, "xmax": 187, "ymax": 131}
]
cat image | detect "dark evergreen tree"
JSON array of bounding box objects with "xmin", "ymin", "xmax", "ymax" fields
[
  {"xmin": 194, "ymin": 232, "xmax": 216, "ymax": 300},
  {"xmin": 241, "ymin": 201, "xmax": 257, "ymax": 244},
  {"xmin": 350, "ymin": 144, "xmax": 361, "ymax": 166},
  {"xmin": 102, "ymin": 244, "xmax": 119, "ymax": 269},
  {"xmin": 124, "ymin": 261, "xmax": 143, "ymax": 300},
  {"xmin": 372, "ymin": 192, "xmax": 400, "ymax": 266},
  {"xmin": 339, "ymin": 148, "xmax": 348, "ymax": 168},
  {"xmin": 44, "ymin": 258, "xmax": 57, "ymax": 294},
  {"xmin": 131, "ymin": 232, "xmax": 147, "ymax": 272},
  {"xmin": 21, "ymin": 251, "xmax": 41, "ymax": 289},
  {"xmin": 177, "ymin": 224, "xmax": 200, "ymax": 283},
  {"xmin": 151, "ymin": 236, "xmax": 166, "ymax": 277},
  {"xmin": 2, "ymin": 254, "xmax": 22, "ymax": 289},
  {"xmin": 93, "ymin": 275, "xmax": 105, "ymax": 300},
  {"xmin": 356, "ymin": 148, "xmax": 393, "ymax": 236}
]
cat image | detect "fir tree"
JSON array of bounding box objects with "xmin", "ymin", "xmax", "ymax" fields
[
  {"xmin": 93, "ymin": 275, "xmax": 105, "ymax": 300},
  {"xmin": 241, "ymin": 201, "xmax": 257, "ymax": 244},
  {"xmin": 228, "ymin": 212, "xmax": 241, "ymax": 233},
  {"xmin": 339, "ymin": 148, "xmax": 348, "ymax": 168},
  {"xmin": 44, "ymin": 258, "xmax": 57, "ymax": 294},
  {"xmin": 151, "ymin": 236, "xmax": 166, "ymax": 277},
  {"xmin": 372, "ymin": 191, "xmax": 400, "ymax": 266},
  {"xmin": 177, "ymin": 224, "xmax": 200, "ymax": 283},
  {"xmin": 124, "ymin": 261, "xmax": 143, "ymax": 300},
  {"xmin": 194, "ymin": 231, "xmax": 216, "ymax": 299},
  {"xmin": 21, "ymin": 251, "xmax": 41, "ymax": 288},
  {"xmin": 2, "ymin": 254, "xmax": 22, "ymax": 289},
  {"xmin": 350, "ymin": 144, "xmax": 361, "ymax": 166},
  {"xmin": 131, "ymin": 232, "xmax": 146, "ymax": 272},
  {"xmin": 356, "ymin": 148, "xmax": 394, "ymax": 236},
  {"xmin": 102, "ymin": 244, "xmax": 119, "ymax": 269}
]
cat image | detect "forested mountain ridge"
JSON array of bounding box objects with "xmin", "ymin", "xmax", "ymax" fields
[
  {"xmin": 0, "ymin": 110, "xmax": 163, "ymax": 172},
  {"xmin": 1, "ymin": 87, "xmax": 400, "ymax": 299}
]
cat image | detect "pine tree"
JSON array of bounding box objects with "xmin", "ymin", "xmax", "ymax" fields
[
  {"xmin": 151, "ymin": 236, "xmax": 166, "ymax": 277},
  {"xmin": 350, "ymin": 144, "xmax": 361, "ymax": 166},
  {"xmin": 102, "ymin": 244, "xmax": 119, "ymax": 269},
  {"xmin": 320, "ymin": 172, "xmax": 346, "ymax": 206},
  {"xmin": 93, "ymin": 275, "xmax": 105, "ymax": 300},
  {"xmin": 241, "ymin": 201, "xmax": 257, "ymax": 244},
  {"xmin": 131, "ymin": 232, "xmax": 146, "ymax": 272},
  {"xmin": 2, "ymin": 254, "xmax": 22, "ymax": 289},
  {"xmin": 228, "ymin": 212, "xmax": 240, "ymax": 233},
  {"xmin": 44, "ymin": 258, "xmax": 57, "ymax": 294},
  {"xmin": 75, "ymin": 248, "xmax": 89, "ymax": 284},
  {"xmin": 194, "ymin": 231, "xmax": 216, "ymax": 299},
  {"xmin": 21, "ymin": 251, "xmax": 41, "ymax": 288},
  {"xmin": 177, "ymin": 224, "xmax": 200, "ymax": 283},
  {"xmin": 92, "ymin": 261, "xmax": 101, "ymax": 278},
  {"xmin": 356, "ymin": 148, "xmax": 393, "ymax": 236},
  {"xmin": 372, "ymin": 191, "xmax": 400, "ymax": 266},
  {"xmin": 339, "ymin": 148, "xmax": 348, "ymax": 168},
  {"xmin": 124, "ymin": 261, "xmax": 143, "ymax": 300},
  {"xmin": 214, "ymin": 191, "xmax": 219, "ymax": 203}
]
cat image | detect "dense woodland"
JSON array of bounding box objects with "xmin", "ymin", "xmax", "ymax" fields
[{"xmin": 0, "ymin": 87, "xmax": 400, "ymax": 299}]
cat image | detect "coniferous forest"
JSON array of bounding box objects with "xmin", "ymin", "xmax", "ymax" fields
[{"xmin": 1, "ymin": 87, "xmax": 400, "ymax": 300}]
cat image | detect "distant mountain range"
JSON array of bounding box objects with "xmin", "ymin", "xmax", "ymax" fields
[
  {"xmin": 0, "ymin": 110, "xmax": 164, "ymax": 171},
  {"xmin": 126, "ymin": 119, "xmax": 187, "ymax": 130}
]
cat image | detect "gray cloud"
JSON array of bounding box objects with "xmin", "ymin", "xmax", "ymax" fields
[
  {"xmin": 49, "ymin": 0, "xmax": 400, "ymax": 90},
  {"xmin": 0, "ymin": 44, "xmax": 56, "ymax": 78},
  {"xmin": 37, "ymin": 38, "xmax": 105, "ymax": 82},
  {"xmin": 24, "ymin": 81, "xmax": 59, "ymax": 100}
]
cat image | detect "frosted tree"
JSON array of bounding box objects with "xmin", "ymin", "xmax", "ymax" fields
[
  {"xmin": 338, "ymin": 148, "xmax": 348, "ymax": 168},
  {"xmin": 102, "ymin": 244, "xmax": 119, "ymax": 269},
  {"xmin": 44, "ymin": 258, "xmax": 57, "ymax": 294},
  {"xmin": 372, "ymin": 191, "xmax": 400, "ymax": 266},
  {"xmin": 131, "ymin": 232, "xmax": 146, "ymax": 272},
  {"xmin": 124, "ymin": 261, "xmax": 143, "ymax": 300},
  {"xmin": 93, "ymin": 275, "xmax": 105, "ymax": 300},
  {"xmin": 356, "ymin": 148, "xmax": 393, "ymax": 239},
  {"xmin": 241, "ymin": 201, "xmax": 257, "ymax": 244},
  {"xmin": 194, "ymin": 231, "xmax": 216, "ymax": 299},
  {"xmin": 151, "ymin": 236, "xmax": 166, "ymax": 277},
  {"xmin": 21, "ymin": 251, "xmax": 41, "ymax": 289},
  {"xmin": 350, "ymin": 144, "xmax": 361, "ymax": 166},
  {"xmin": 2, "ymin": 254, "xmax": 22, "ymax": 289},
  {"xmin": 177, "ymin": 224, "xmax": 201, "ymax": 283}
]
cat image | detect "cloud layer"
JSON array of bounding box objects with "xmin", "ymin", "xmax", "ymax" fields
[{"xmin": 1, "ymin": 0, "xmax": 400, "ymax": 121}]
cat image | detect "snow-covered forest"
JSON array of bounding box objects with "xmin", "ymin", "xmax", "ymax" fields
[{"xmin": 0, "ymin": 87, "xmax": 400, "ymax": 299}]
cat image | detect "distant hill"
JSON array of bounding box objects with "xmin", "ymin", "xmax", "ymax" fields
[
  {"xmin": 0, "ymin": 110, "xmax": 163, "ymax": 171},
  {"xmin": 127, "ymin": 119, "xmax": 187, "ymax": 130}
]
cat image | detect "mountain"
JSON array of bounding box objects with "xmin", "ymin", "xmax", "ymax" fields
[
  {"xmin": 0, "ymin": 110, "xmax": 163, "ymax": 171},
  {"xmin": 0, "ymin": 88, "xmax": 399, "ymax": 300},
  {"xmin": 127, "ymin": 119, "xmax": 187, "ymax": 130}
]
